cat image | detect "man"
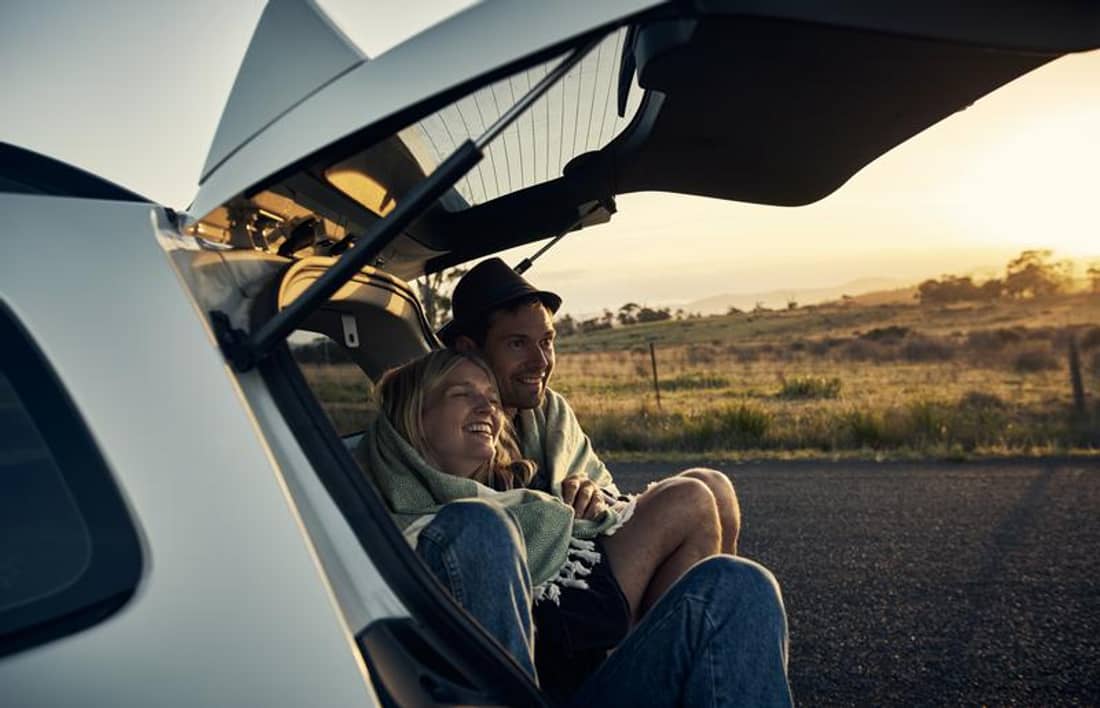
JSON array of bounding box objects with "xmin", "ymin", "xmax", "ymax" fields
[
  {"xmin": 441, "ymin": 257, "xmax": 742, "ymax": 556},
  {"xmin": 437, "ymin": 258, "xmax": 790, "ymax": 703}
]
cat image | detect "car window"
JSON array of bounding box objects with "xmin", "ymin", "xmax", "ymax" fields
[
  {"xmin": 0, "ymin": 371, "xmax": 92, "ymax": 611},
  {"xmin": 291, "ymin": 331, "xmax": 374, "ymax": 437},
  {"xmin": 0, "ymin": 305, "xmax": 142, "ymax": 658},
  {"xmin": 326, "ymin": 27, "xmax": 644, "ymax": 214}
]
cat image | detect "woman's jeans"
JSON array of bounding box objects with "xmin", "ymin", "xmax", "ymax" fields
[
  {"xmin": 415, "ymin": 498, "xmax": 793, "ymax": 707},
  {"xmin": 415, "ymin": 499, "xmax": 538, "ymax": 677}
]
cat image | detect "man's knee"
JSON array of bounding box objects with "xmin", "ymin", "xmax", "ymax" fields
[
  {"xmin": 683, "ymin": 556, "xmax": 783, "ymax": 609},
  {"xmin": 650, "ymin": 477, "xmax": 719, "ymax": 518},
  {"xmin": 643, "ymin": 477, "xmax": 722, "ymax": 552},
  {"xmin": 679, "ymin": 469, "xmax": 740, "ymax": 553},
  {"xmin": 680, "ymin": 467, "xmax": 736, "ymax": 500}
]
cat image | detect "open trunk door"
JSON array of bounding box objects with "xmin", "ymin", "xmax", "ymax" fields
[{"xmin": 188, "ymin": 0, "xmax": 1100, "ymax": 282}]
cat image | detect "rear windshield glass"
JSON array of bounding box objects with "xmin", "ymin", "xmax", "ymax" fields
[{"xmin": 326, "ymin": 27, "xmax": 644, "ymax": 213}]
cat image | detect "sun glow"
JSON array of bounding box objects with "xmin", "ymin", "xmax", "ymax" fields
[{"xmin": 943, "ymin": 104, "xmax": 1100, "ymax": 258}]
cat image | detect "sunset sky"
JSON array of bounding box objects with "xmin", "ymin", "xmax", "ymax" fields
[{"xmin": 3, "ymin": 1, "xmax": 1098, "ymax": 314}]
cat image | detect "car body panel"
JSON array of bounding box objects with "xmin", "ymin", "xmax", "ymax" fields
[
  {"xmin": 0, "ymin": 194, "xmax": 377, "ymax": 706},
  {"xmin": 200, "ymin": 0, "xmax": 366, "ymax": 182},
  {"xmin": 157, "ymin": 235, "xmax": 412, "ymax": 630}
]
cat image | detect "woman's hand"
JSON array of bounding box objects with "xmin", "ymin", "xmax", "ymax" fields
[{"xmin": 560, "ymin": 475, "xmax": 609, "ymax": 520}]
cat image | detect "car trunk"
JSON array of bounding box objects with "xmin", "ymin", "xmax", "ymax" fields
[{"xmin": 187, "ymin": 0, "xmax": 1100, "ymax": 280}]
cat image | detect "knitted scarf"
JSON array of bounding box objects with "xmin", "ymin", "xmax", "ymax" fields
[{"xmin": 356, "ymin": 409, "xmax": 634, "ymax": 602}]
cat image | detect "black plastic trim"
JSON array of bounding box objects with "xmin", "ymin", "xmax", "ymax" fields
[{"xmin": 0, "ymin": 143, "xmax": 150, "ymax": 203}]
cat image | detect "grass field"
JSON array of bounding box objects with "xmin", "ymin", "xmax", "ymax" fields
[{"xmin": 300, "ymin": 293, "xmax": 1100, "ymax": 460}]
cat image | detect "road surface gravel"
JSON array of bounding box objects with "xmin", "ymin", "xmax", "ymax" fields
[{"xmin": 611, "ymin": 459, "xmax": 1100, "ymax": 706}]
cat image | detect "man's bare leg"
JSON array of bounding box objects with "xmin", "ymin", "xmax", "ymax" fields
[
  {"xmin": 600, "ymin": 477, "xmax": 721, "ymax": 622},
  {"xmin": 680, "ymin": 467, "xmax": 741, "ymax": 555}
]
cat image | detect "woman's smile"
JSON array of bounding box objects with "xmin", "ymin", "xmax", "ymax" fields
[{"xmin": 421, "ymin": 360, "xmax": 503, "ymax": 478}]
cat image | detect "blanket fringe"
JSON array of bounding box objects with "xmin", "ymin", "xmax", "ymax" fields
[
  {"xmin": 534, "ymin": 537, "xmax": 604, "ymax": 605},
  {"xmin": 601, "ymin": 494, "xmax": 638, "ymax": 536}
]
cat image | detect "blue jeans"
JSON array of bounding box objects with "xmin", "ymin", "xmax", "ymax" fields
[
  {"xmin": 415, "ymin": 499, "xmax": 538, "ymax": 679},
  {"xmin": 571, "ymin": 556, "xmax": 793, "ymax": 707},
  {"xmin": 418, "ymin": 502, "xmax": 792, "ymax": 706}
]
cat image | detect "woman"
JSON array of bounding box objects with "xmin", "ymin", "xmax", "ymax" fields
[{"xmin": 357, "ymin": 349, "xmax": 719, "ymax": 698}]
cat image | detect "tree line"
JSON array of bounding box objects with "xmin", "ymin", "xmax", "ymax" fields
[
  {"xmin": 555, "ymin": 303, "xmax": 705, "ymax": 336},
  {"xmin": 917, "ymin": 250, "xmax": 1100, "ymax": 305}
]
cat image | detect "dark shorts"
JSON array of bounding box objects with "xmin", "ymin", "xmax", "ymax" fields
[{"xmin": 532, "ymin": 538, "xmax": 632, "ymax": 701}]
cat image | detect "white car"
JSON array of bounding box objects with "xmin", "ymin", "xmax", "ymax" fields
[{"xmin": 2, "ymin": 1, "xmax": 1097, "ymax": 705}]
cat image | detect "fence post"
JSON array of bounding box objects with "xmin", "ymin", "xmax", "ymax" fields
[
  {"xmin": 1069, "ymin": 332, "xmax": 1086, "ymax": 417},
  {"xmin": 649, "ymin": 341, "xmax": 662, "ymax": 409}
]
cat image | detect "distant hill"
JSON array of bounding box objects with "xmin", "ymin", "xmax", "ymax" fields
[
  {"xmin": 681, "ymin": 277, "xmax": 908, "ymax": 314},
  {"xmin": 556, "ymin": 291, "xmax": 1100, "ymax": 355},
  {"xmin": 841, "ymin": 285, "xmax": 919, "ymax": 307}
]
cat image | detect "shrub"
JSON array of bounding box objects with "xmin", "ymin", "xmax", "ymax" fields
[
  {"xmin": 902, "ymin": 400, "xmax": 952, "ymax": 443},
  {"xmin": 712, "ymin": 406, "xmax": 774, "ymax": 446},
  {"xmin": 1080, "ymin": 326, "xmax": 1100, "ymax": 350},
  {"xmin": 724, "ymin": 344, "xmax": 759, "ymax": 362},
  {"xmin": 953, "ymin": 392, "xmax": 1009, "ymax": 448},
  {"xmin": 861, "ymin": 326, "xmax": 910, "ymax": 342},
  {"xmin": 661, "ymin": 373, "xmax": 730, "ymax": 391},
  {"xmin": 900, "ymin": 335, "xmax": 954, "ymax": 362},
  {"xmin": 1051, "ymin": 326, "xmax": 1083, "ymax": 348},
  {"xmin": 967, "ymin": 327, "xmax": 1025, "ymax": 352},
  {"xmin": 958, "ymin": 391, "xmax": 1007, "ymax": 410},
  {"xmin": 840, "ymin": 409, "xmax": 885, "ymax": 448},
  {"xmin": 686, "ymin": 344, "xmax": 718, "ymax": 365},
  {"xmin": 689, "ymin": 404, "xmax": 770, "ymax": 448},
  {"xmin": 838, "ymin": 338, "xmax": 890, "ymax": 362},
  {"xmin": 776, "ymin": 375, "xmax": 842, "ymax": 400},
  {"xmin": 579, "ymin": 403, "xmax": 773, "ymax": 452},
  {"xmin": 1014, "ymin": 347, "xmax": 1059, "ymax": 373},
  {"xmin": 807, "ymin": 337, "xmax": 845, "ymax": 356}
]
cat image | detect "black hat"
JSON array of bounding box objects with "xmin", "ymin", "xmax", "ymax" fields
[{"xmin": 438, "ymin": 258, "xmax": 562, "ymax": 345}]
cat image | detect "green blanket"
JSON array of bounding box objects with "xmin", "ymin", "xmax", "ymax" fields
[
  {"xmin": 516, "ymin": 388, "xmax": 622, "ymax": 497},
  {"xmin": 356, "ymin": 409, "xmax": 633, "ymax": 600}
]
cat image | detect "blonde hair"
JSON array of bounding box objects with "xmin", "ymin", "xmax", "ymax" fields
[{"xmin": 376, "ymin": 349, "xmax": 536, "ymax": 490}]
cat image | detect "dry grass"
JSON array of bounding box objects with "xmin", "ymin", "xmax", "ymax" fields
[
  {"xmin": 298, "ymin": 293, "xmax": 1100, "ymax": 457},
  {"xmin": 551, "ymin": 295, "xmax": 1100, "ymax": 456},
  {"xmin": 297, "ymin": 363, "xmax": 374, "ymax": 435}
]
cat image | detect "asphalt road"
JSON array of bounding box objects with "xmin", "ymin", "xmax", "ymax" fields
[{"xmin": 611, "ymin": 459, "xmax": 1100, "ymax": 707}]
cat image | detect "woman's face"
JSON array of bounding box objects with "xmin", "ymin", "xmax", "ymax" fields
[{"xmin": 421, "ymin": 359, "xmax": 503, "ymax": 478}]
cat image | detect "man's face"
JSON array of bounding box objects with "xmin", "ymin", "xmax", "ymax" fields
[{"xmin": 472, "ymin": 301, "xmax": 556, "ymax": 411}]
